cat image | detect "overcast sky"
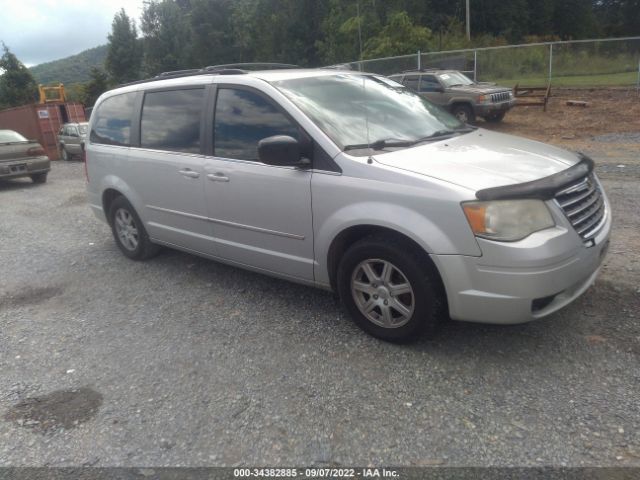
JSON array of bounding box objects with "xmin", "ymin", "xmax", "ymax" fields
[{"xmin": 0, "ymin": 0, "xmax": 145, "ymax": 67}]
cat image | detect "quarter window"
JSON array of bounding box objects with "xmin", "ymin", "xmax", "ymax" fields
[
  {"xmin": 214, "ymin": 88, "xmax": 298, "ymax": 161},
  {"xmin": 403, "ymin": 75, "xmax": 420, "ymax": 91},
  {"xmin": 140, "ymin": 88, "xmax": 204, "ymax": 153},
  {"xmin": 90, "ymin": 92, "xmax": 136, "ymax": 146}
]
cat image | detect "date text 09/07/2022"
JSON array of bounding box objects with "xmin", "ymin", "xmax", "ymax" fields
[{"xmin": 233, "ymin": 467, "xmax": 400, "ymax": 478}]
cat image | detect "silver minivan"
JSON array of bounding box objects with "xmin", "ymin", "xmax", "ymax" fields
[{"xmin": 86, "ymin": 67, "xmax": 610, "ymax": 341}]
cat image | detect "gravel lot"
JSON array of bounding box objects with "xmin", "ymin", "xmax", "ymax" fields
[{"xmin": 1, "ymin": 136, "xmax": 639, "ymax": 467}]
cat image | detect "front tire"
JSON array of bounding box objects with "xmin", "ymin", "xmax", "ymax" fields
[
  {"xmin": 60, "ymin": 145, "xmax": 70, "ymax": 161},
  {"xmin": 484, "ymin": 111, "xmax": 506, "ymax": 123},
  {"xmin": 452, "ymin": 104, "xmax": 475, "ymax": 124},
  {"xmin": 108, "ymin": 196, "xmax": 160, "ymax": 260},
  {"xmin": 337, "ymin": 234, "xmax": 444, "ymax": 342},
  {"xmin": 31, "ymin": 173, "xmax": 48, "ymax": 184}
]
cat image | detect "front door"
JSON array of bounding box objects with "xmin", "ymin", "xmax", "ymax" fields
[
  {"xmin": 203, "ymin": 86, "xmax": 314, "ymax": 281},
  {"xmin": 419, "ymin": 74, "xmax": 448, "ymax": 106}
]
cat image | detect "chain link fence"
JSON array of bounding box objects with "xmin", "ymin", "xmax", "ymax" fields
[{"xmin": 335, "ymin": 36, "xmax": 640, "ymax": 90}]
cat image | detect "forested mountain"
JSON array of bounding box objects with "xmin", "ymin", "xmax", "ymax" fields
[{"xmin": 29, "ymin": 45, "xmax": 108, "ymax": 85}]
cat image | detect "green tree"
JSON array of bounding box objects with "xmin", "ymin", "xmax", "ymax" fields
[
  {"xmin": 81, "ymin": 67, "xmax": 109, "ymax": 107},
  {"xmin": 106, "ymin": 9, "xmax": 142, "ymax": 84},
  {"xmin": 0, "ymin": 43, "xmax": 39, "ymax": 108},
  {"xmin": 552, "ymin": 0, "xmax": 598, "ymax": 39},
  {"xmin": 189, "ymin": 0, "xmax": 237, "ymax": 67},
  {"xmin": 317, "ymin": 0, "xmax": 380, "ymax": 64},
  {"xmin": 596, "ymin": 0, "xmax": 640, "ymax": 36},
  {"xmin": 363, "ymin": 11, "xmax": 433, "ymax": 59},
  {"xmin": 140, "ymin": 0, "xmax": 193, "ymax": 75}
]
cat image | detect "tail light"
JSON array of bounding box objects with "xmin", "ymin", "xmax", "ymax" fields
[
  {"xmin": 27, "ymin": 146, "xmax": 46, "ymax": 157},
  {"xmin": 81, "ymin": 141, "xmax": 89, "ymax": 182}
]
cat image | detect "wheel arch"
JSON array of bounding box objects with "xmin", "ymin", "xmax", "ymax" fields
[
  {"xmin": 102, "ymin": 188, "xmax": 123, "ymax": 222},
  {"xmin": 99, "ymin": 175, "xmax": 145, "ymax": 225},
  {"xmin": 449, "ymin": 100, "xmax": 475, "ymax": 111},
  {"xmin": 326, "ymin": 224, "xmax": 445, "ymax": 298}
]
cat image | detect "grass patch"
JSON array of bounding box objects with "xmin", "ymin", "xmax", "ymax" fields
[{"xmin": 486, "ymin": 71, "xmax": 639, "ymax": 88}]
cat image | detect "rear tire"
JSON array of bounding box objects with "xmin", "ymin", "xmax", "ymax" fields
[
  {"xmin": 31, "ymin": 173, "xmax": 48, "ymax": 184},
  {"xmin": 452, "ymin": 104, "xmax": 475, "ymax": 124},
  {"xmin": 484, "ymin": 111, "xmax": 506, "ymax": 123},
  {"xmin": 337, "ymin": 234, "xmax": 444, "ymax": 342},
  {"xmin": 108, "ymin": 196, "xmax": 160, "ymax": 261},
  {"xmin": 60, "ymin": 146, "xmax": 70, "ymax": 161}
]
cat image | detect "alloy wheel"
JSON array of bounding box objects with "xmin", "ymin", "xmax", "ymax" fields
[
  {"xmin": 350, "ymin": 258, "xmax": 415, "ymax": 328},
  {"xmin": 114, "ymin": 208, "xmax": 139, "ymax": 251}
]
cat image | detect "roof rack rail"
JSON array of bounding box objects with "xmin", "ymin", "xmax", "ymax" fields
[
  {"xmin": 399, "ymin": 68, "xmax": 443, "ymax": 73},
  {"xmin": 157, "ymin": 69, "xmax": 203, "ymax": 78},
  {"xmin": 203, "ymin": 63, "xmax": 299, "ymax": 71},
  {"xmin": 119, "ymin": 63, "xmax": 300, "ymax": 87}
]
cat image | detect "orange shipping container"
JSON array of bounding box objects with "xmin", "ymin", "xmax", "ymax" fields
[{"xmin": 0, "ymin": 102, "xmax": 86, "ymax": 160}]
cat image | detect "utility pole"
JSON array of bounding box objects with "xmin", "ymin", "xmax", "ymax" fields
[
  {"xmin": 465, "ymin": 0, "xmax": 471, "ymax": 41},
  {"xmin": 356, "ymin": 0, "xmax": 363, "ymax": 61}
]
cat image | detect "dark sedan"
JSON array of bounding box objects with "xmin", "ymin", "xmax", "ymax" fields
[{"xmin": 0, "ymin": 130, "xmax": 50, "ymax": 183}]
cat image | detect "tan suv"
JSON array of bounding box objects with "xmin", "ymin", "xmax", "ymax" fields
[
  {"xmin": 57, "ymin": 122, "xmax": 88, "ymax": 160},
  {"xmin": 389, "ymin": 70, "xmax": 515, "ymax": 123}
]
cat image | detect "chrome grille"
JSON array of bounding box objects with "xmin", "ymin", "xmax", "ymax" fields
[
  {"xmin": 555, "ymin": 174, "xmax": 606, "ymax": 240},
  {"xmin": 490, "ymin": 91, "xmax": 510, "ymax": 103}
]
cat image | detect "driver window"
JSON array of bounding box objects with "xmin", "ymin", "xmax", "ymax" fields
[{"xmin": 214, "ymin": 88, "xmax": 299, "ymax": 162}]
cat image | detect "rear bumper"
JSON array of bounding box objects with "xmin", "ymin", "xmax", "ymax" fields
[
  {"xmin": 432, "ymin": 204, "xmax": 611, "ymax": 324},
  {"xmin": 0, "ymin": 157, "xmax": 50, "ymax": 179}
]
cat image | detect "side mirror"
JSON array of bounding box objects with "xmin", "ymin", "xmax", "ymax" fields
[
  {"xmin": 435, "ymin": 86, "xmax": 445, "ymax": 93},
  {"xmin": 258, "ymin": 135, "xmax": 309, "ymax": 168}
]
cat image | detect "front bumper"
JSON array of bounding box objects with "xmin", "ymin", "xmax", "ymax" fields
[
  {"xmin": 475, "ymin": 99, "xmax": 516, "ymax": 116},
  {"xmin": 432, "ymin": 201, "xmax": 611, "ymax": 324},
  {"xmin": 0, "ymin": 157, "xmax": 50, "ymax": 179}
]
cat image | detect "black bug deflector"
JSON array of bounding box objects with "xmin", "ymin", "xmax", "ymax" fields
[{"xmin": 475, "ymin": 154, "xmax": 595, "ymax": 201}]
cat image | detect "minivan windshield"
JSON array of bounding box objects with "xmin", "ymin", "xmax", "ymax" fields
[{"xmin": 272, "ymin": 74, "xmax": 466, "ymax": 154}]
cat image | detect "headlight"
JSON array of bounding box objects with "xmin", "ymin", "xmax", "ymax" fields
[
  {"xmin": 462, "ymin": 199, "xmax": 555, "ymax": 241},
  {"xmin": 478, "ymin": 94, "xmax": 491, "ymax": 104}
]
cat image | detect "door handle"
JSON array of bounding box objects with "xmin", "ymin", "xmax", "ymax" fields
[
  {"xmin": 179, "ymin": 169, "xmax": 200, "ymax": 178},
  {"xmin": 207, "ymin": 173, "xmax": 230, "ymax": 182}
]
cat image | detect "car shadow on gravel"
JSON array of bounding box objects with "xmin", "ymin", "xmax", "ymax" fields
[
  {"xmin": 0, "ymin": 285, "xmax": 65, "ymax": 311},
  {"xmin": 122, "ymin": 249, "xmax": 638, "ymax": 361},
  {"xmin": 0, "ymin": 178, "xmax": 41, "ymax": 191},
  {"xmin": 408, "ymin": 279, "xmax": 639, "ymax": 359}
]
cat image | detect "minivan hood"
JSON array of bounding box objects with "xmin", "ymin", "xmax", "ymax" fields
[{"xmin": 374, "ymin": 129, "xmax": 580, "ymax": 193}]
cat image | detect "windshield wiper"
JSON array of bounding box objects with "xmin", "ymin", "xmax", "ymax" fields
[
  {"xmin": 343, "ymin": 138, "xmax": 415, "ymax": 152},
  {"xmin": 343, "ymin": 127, "xmax": 476, "ymax": 152},
  {"xmin": 417, "ymin": 127, "xmax": 472, "ymax": 139}
]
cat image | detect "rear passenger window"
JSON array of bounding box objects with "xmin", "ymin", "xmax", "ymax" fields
[
  {"xmin": 90, "ymin": 92, "xmax": 136, "ymax": 146},
  {"xmin": 420, "ymin": 75, "xmax": 441, "ymax": 92},
  {"xmin": 403, "ymin": 75, "xmax": 419, "ymax": 91},
  {"xmin": 214, "ymin": 88, "xmax": 298, "ymax": 161},
  {"xmin": 140, "ymin": 88, "xmax": 204, "ymax": 153}
]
